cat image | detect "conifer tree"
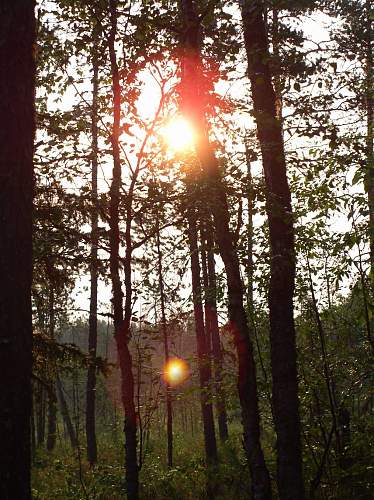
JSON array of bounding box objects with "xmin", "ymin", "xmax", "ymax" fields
[
  {"xmin": 0, "ymin": 1, "xmax": 36, "ymax": 498},
  {"xmin": 240, "ymin": 1, "xmax": 304, "ymax": 498}
]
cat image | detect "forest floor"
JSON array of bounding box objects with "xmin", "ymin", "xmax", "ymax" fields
[{"xmin": 32, "ymin": 427, "xmax": 254, "ymax": 499}]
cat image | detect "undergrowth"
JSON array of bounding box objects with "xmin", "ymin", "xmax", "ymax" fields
[{"xmin": 32, "ymin": 429, "xmax": 251, "ymax": 499}]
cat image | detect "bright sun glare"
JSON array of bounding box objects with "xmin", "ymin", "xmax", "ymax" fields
[
  {"xmin": 163, "ymin": 358, "xmax": 190, "ymax": 386},
  {"xmin": 161, "ymin": 118, "xmax": 195, "ymax": 151}
]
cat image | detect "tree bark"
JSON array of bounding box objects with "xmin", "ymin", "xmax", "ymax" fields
[
  {"xmin": 86, "ymin": 32, "xmax": 99, "ymax": 467},
  {"xmin": 186, "ymin": 197, "xmax": 218, "ymax": 466},
  {"xmin": 0, "ymin": 1, "xmax": 35, "ymax": 498},
  {"xmin": 46, "ymin": 287, "xmax": 57, "ymax": 452},
  {"xmin": 245, "ymin": 141, "xmax": 254, "ymax": 314},
  {"xmin": 46, "ymin": 389, "xmax": 57, "ymax": 451},
  {"xmin": 201, "ymin": 219, "xmax": 229, "ymax": 442},
  {"xmin": 240, "ymin": 1, "xmax": 304, "ymax": 498},
  {"xmin": 108, "ymin": 1, "xmax": 138, "ymax": 497},
  {"xmin": 245, "ymin": 143, "xmax": 271, "ymax": 406},
  {"xmin": 366, "ymin": 0, "xmax": 374, "ymax": 272},
  {"xmin": 57, "ymin": 375, "xmax": 78, "ymax": 449},
  {"xmin": 31, "ymin": 392, "xmax": 36, "ymax": 460},
  {"xmin": 179, "ymin": 2, "xmax": 272, "ymax": 498},
  {"xmin": 156, "ymin": 221, "xmax": 173, "ymax": 468}
]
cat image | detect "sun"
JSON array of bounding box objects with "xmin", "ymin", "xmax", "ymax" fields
[
  {"xmin": 161, "ymin": 117, "xmax": 195, "ymax": 151},
  {"xmin": 163, "ymin": 357, "xmax": 190, "ymax": 386}
]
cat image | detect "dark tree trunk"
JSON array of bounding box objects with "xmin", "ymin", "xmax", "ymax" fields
[
  {"xmin": 108, "ymin": 1, "xmax": 138, "ymax": 497},
  {"xmin": 36, "ymin": 383, "xmax": 46, "ymax": 447},
  {"xmin": 200, "ymin": 241, "xmax": 212, "ymax": 354},
  {"xmin": 245, "ymin": 141, "xmax": 254, "ymax": 314},
  {"xmin": 46, "ymin": 389, "xmax": 57, "ymax": 451},
  {"xmin": 0, "ymin": 1, "xmax": 35, "ymax": 498},
  {"xmin": 245, "ymin": 143, "xmax": 271, "ymax": 406},
  {"xmin": 46, "ymin": 287, "xmax": 57, "ymax": 452},
  {"xmin": 179, "ymin": 2, "xmax": 271, "ymax": 498},
  {"xmin": 240, "ymin": 2, "xmax": 304, "ymax": 498},
  {"xmin": 365, "ymin": 0, "xmax": 374, "ymax": 352},
  {"xmin": 366, "ymin": 0, "xmax": 374, "ymax": 271},
  {"xmin": 156, "ymin": 222, "xmax": 173, "ymax": 468},
  {"xmin": 86, "ymin": 34, "xmax": 99, "ymax": 467},
  {"xmin": 186, "ymin": 198, "xmax": 218, "ymax": 467},
  {"xmin": 31, "ymin": 391, "xmax": 36, "ymax": 459},
  {"xmin": 201, "ymin": 220, "xmax": 229, "ymax": 442},
  {"xmin": 57, "ymin": 376, "xmax": 78, "ymax": 449}
]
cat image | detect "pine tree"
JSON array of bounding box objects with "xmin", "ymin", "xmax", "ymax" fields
[
  {"xmin": 240, "ymin": 1, "xmax": 305, "ymax": 498},
  {"xmin": 0, "ymin": 1, "xmax": 36, "ymax": 498}
]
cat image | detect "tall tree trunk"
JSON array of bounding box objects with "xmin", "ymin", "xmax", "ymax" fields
[
  {"xmin": 245, "ymin": 140, "xmax": 255, "ymax": 314},
  {"xmin": 240, "ymin": 2, "xmax": 304, "ymax": 498},
  {"xmin": 366, "ymin": 0, "xmax": 374, "ymax": 272},
  {"xmin": 86, "ymin": 33, "xmax": 99, "ymax": 467},
  {"xmin": 365, "ymin": 0, "xmax": 374, "ymax": 352},
  {"xmin": 57, "ymin": 375, "xmax": 78, "ymax": 449},
  {"xmin": 46, "ymin": 286, "xmax": 57, "ymax": 452},
  {"xmin": 245, "ymin": 142, "xmax": 270, "ymax": 398},
  {"xmin": 156, "ymin": 221, "xmax": 173, "ymax": 468},
  {"xmin": 179, "ymin": 2, "xmax": 272, "ymax": 498},
  {"xmin": 186, "ymin": 197, "xmax": 218, "ymax": 466},
  {"xmin": 0, "ymin": 1, "xmax": 35, "ymax": 498},
  {"xmin": 108, "ymin": 1, "xmax": 138, "ymax": 497},
  {"xmin": 201, "ymin": 219, "xmax": 229, "ymax": 442},
  {"xmin": 200, "ymin": 240, "xmax": 212, "ymax": 354}
]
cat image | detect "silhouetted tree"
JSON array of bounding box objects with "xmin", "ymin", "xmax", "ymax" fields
[{"xmin": 0, "ymin": 1, "xmax": 36, "ymax": 498}]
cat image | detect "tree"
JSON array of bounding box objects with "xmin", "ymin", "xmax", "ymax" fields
[
  {"xmin": 155, "ymin": 214, "xmax": 174, "ymax": 467},
  {"xmin": 200, "ymin": 217, "xmax": 229, "ymax": 442},
  {"xmin": 86, "ymin": 19, "xmax": 100, "ymax": 467},
  {"xmin": 186, "ymin": 181, "xmax": 218, "ymax": 467},
  {"xmin": 0, "ymin": 1, "xmax": 36, "ymax": 498},
  {"xmin": 179, "ymin": 1, "xmax": 272, "ymax": 498},
  {"xmin": 240, "ymin": 1, "xmax": 305, "ymax": 498},
  {"xmin": 108, "ymin": 0, "xmax": 139, "ymax": 497}
]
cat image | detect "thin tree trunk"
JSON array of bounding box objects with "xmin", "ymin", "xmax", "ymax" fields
[
  {"xmin": 201, "ymin": 220, "xmax": 229, "ymax": 442},
  {"xmin": 200, "ymin": 239, "xmax": 212, "ymax": 354},
  {"xmin": 57, "ymin": 375, "xmax": 78, "ymax": 449},
  {"xmin": 46, "ymin": 388, "xmax": 57, "ymax": 452},
  {"xmin": 245, "ymin": 140, "xmax": 254, "ymax": 314},
  {"xmin": 179, "ymin": 2, "xmax": 271, "ymax": 498},
  {"xmin": 240, "ymin": 2, "xmax": 304, "ymax": 498},
  {"xmin": 0, "ymin": 1, "xmax": 35, "ymax": 497},
  {"xmin": 86, "ymin": 32, "xmax": 99, "ymax": 467},
  {"xmin": 156, "ymin": 220, "xmax": 173, "ymax": 468},
  {"xmin": 186, "ymin": 198, "xmax": 218, "ymax": 466},
  {"xmin": 245, "ymin": 143, "xmax": 271, "ymax": 404},
  {"xmin": 47, "ymin": 287, "xmax": 57, "ymax": 452},
  {"xmin": 108, "ymin": 1, "xmax": 138, "ymax": 497},
  {"xmin": 31, "ymin": 391, "xmax": 36, "ymax": 460},
  {"xmin": 366, "ymin": 0, "xmax": 374, "ymax": 271}
]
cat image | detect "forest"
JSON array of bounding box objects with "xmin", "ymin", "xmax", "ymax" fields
[{"xmin": 0, "ymin": 0, "xmax": 373, "ymax": 499}]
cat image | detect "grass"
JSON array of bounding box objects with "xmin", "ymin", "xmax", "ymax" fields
[{"xmin": 32, "ymin": 428, "xmax": 251, "ymax": 499}]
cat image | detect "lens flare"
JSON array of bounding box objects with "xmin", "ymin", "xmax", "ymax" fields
[
  {"xmin": 161, "ymin": 118, "xmax": 195, "ymax": 151},
  {"xmin": 163, "ymin": 357, "xmax": 190, "ymax": 386}
]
